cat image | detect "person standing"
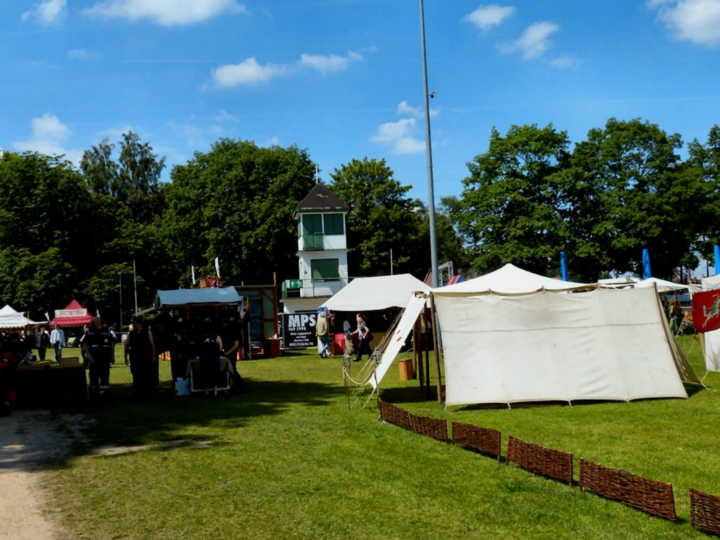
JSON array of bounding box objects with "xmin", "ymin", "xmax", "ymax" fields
[
  {"xmin": 124, "ymin": 316, "xmax": 156, "ymax": 397},
  {"xmin": 316, "ymin": 311, "xmax": 330, "ymax": 358},
  {"xmin": 351, "ymin": 314, "xmax": 371, "ymax": 363},
  {"xmin": 201, "ymin": 322, "xmax": 223, "ymax": 398},
  {"xmin": 50, "ymin": 324, "xmax": 65, "ymax": 361},
  {"xmin": 221, "ymin": 318, "xmax": 246, "ymax": 393},
  {"xmin": 36, "ymin": 326, "xmax": 50, "ymax": 362},
  {"xmin": 83, "ymin": 317, "xmax": 114, "ymax": 396}
]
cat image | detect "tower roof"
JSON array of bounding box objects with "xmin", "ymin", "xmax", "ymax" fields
[{"xmin": 295, "ymin": 184, "xmax": 349, "ymax": 214}]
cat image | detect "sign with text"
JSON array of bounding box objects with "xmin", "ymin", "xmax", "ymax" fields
[
  {"xmin": 691, "ymin": 289, "xmax": 720, "ymax": 333},
  {"xmin": 55, "ymin": 309, "xmax": 87, "ymax": 318},
  {"xmin": 281, "ymin": 313, "xmax": 317, "ymax": 349}
]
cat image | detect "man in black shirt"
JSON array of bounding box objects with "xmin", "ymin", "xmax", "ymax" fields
[{"xmin": 83, "ymin": 317, "xmax": 114, "ymax": 396}]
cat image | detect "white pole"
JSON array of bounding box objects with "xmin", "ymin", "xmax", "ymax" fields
[{"xmin": 390, "ymin": 248, "xmax": 394, "ymax": 275}]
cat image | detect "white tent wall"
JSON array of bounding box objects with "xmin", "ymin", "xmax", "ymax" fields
[
  {"xmin": 701, "ymin": 276, "xmax": 720, "ymax": 373},
  {"xmin": 369, "ymin": 294, "xmax": 427, "ymax": 389},
  {"xmin": 434, "ymin": 287, "xmax": 693, "ymax": 407}
]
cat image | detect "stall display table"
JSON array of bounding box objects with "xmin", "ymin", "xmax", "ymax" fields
[{"xmin": 13, "ymin": 363, "xmax": 87, "ymax": 408}]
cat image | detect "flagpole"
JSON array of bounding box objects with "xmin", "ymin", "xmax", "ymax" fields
[{"xmin": 133, "ymin": 259, "xmax": 138, "ymax": 314}]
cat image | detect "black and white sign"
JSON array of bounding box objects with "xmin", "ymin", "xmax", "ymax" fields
[{"xmin": 281, "ymin": 313, "xmax": 317, "ymax": 350}]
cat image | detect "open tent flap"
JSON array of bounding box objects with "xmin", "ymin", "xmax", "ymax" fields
[
  {"xmin": 434, "ymin": 287, "xmax": 695, "ymax": 408},
  {"xmin": 653, "ymin": 289, "xmax": 703, "ymax": 384},
  {"xmin": 322, "ymin": 274, "xmax": 431, "ymax": 312},
  {"xmin": 370, "ymin": 294, "xmax": 427, "ymax": 389}
]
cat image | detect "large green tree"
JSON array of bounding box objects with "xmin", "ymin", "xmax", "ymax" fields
[
  {"xmin": 163, "ymin": 139, "xmax": 317, "ymax": 285},
  {"xmin": 453, "ymin": 124, "xmax": 572, "ymax": 277},
  {"xmin": 330, "ymin": 158, "xmax": 426, "ymax": 278},
  {"xmin": 0, "ymin": 152, "xmax": 96, "ymax": 315}
]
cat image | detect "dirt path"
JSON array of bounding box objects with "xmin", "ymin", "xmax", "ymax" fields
[{"xmin": 0, "ymin": 411, "xmax": 87, "ymax": 540}]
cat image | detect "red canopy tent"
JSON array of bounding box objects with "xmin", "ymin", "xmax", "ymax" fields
[{"xmin": 50, "ymin": 300, "xmax": 95, "ymax": 327}]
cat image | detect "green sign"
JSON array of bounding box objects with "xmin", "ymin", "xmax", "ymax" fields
[{"xmin": 286, "ymin": 279, "xmax": 303, "ymax": 290}]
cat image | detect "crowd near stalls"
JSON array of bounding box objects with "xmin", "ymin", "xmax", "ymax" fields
[{"xmin": 153, "ymin": 287, "xmax": 248, "ymax": 396}]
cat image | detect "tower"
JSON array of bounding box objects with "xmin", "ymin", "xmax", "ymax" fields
[{"xmin": 282, "ymin": 184, "xmax": 349, "ymax": 314}]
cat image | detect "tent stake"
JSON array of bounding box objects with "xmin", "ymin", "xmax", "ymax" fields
[{"xmin": 431, "ymin": 295, "xmax": 443, "ymax": 404}]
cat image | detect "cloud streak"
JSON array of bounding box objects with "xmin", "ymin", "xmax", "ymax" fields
[
  {"xmin": 371, "ymin": 118, "xmax": 426, "ymax": 155},
  {"xmin": 83, "ymin": 0, "xmax": 246, "ymax": 26},
  {"xmin": 501, "ymin": 21, "xmax": 560, "ymax": 59},
  {"xmin": 648, "ymin": 0, "xmax": 720, "ymax": 47},
  {"xmin": 22, "ymin": 0, "xmax": 67, "ymax": 25},
  {"xmin": 13, "ymin": 113, "xmax": 82, "ymax": 164},
  {"xmin": 462, "ymin": 4, "xmax": 516, "ymax": 31}
]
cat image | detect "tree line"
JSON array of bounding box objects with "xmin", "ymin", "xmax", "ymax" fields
[{"xmin": 1, "ymin": 117, "xmax": 717, "ymax": 321}]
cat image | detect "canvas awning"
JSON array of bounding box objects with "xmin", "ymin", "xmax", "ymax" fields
[
  {"xmin": 0, "ymin": 305, "xmax": 40, "ymax": 329},
  {"xmin": 155, "ymin": 287, "xmax": 242, "ymax": 309},
  {"xmin": 322, "ymin": 274, "xmax": 431, "ymax": 312},
  {"xmin": 435, "ymin": 264, "xmax": 591, "ymax": 295},
  {"xmin": 50, "ymin": 300, "xmax": 94, "ymax": 327},
  {"xmin": 635, "ymin": 277, "xmax": 692, "ymax": 293}
]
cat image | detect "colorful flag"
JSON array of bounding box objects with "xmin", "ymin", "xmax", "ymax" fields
[{"xmin": 691, "ymin": 289, "xmax": 720, "ymax": 333}]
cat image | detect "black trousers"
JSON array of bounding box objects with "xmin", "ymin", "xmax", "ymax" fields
[
  {"xmin": 38, "ymin": 347, "xmax": 47, "ymax": 362},
  {"xmin": 89, "ymin": 357, "xmax": 111, "ymax": 388},
  {"xmin": 131, "ymin": 359, "xmax": 154, "ymax": 396}
]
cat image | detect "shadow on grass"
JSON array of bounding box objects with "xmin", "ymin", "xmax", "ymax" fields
[{"xmin": 1, "ymin": 376, "xmax": 343, "ymax": 472}]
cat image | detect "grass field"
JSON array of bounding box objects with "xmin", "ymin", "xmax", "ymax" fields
[{"xmin": 41, "ymin": 337, "xmax": 720, "ymax": 540}]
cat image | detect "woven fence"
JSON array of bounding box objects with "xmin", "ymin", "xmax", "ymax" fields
[
  {"xmin": 451, "ymin": 422, "xmax": 502, "ymax": 463},
  {"xmin": 690, "ymin": 488, "xmax": 720, "ymax": 535},
  {"xmin": 579, "ymin": 459, "xmax": 676, "ymax": 522},
  {"xmin": 377, "ymin": 400, "xmax": 412, "ymax": 431},
  {"xmin": 408, "ymin": 413, "xmax": 448, "ymax": 442},
  {"xmin": 506, "ymin": 436, "xmax": 574, "ymax": 487}
]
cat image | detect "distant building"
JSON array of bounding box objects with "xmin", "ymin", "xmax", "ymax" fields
[{"xmin": 282, "ymin": 184, "xmax": 349, "ymax": 314}]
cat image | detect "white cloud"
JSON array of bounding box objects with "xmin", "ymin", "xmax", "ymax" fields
[
  {"xmin": 13, "ymin": 113, "xmax": 82, "ymax": 164},
  {"xmin": 371, "ymin": 118, "xmax": 426, "ymax": 155},
  {"xmin": 211, "ymin": 57, "xmax": 290, "ymax": 87},
  {"xmin": 214, "ymin": 110, "xmax": 238, "ymax": 123},
  {"xmin": 648, "ymin": 0, "xmax": 720, "ymax": 47},
  {"xmin": 22, "ymin": 0, "xmax": 67, "ymax": 25},
  {"xmin": 397, "ymin": 100, "xmax": 439, "ymax": 118},
  {"xmin": 550, "ymin": 55, "xmax": 579, "ymax": 69},
  {"xmin": 67, "ymin": 48, "xmax": 102, "ymax": 61},
  {"xmin": 83, "ymin": 0, "xmax": 245, "ymax": 26},
  {"xmin": 501, "ymin": 21, "xmax": 560, "ymax": 59},
  {"xmin": 261, "ymin": 136, "xmax": 280, "ymax": 148},
  {"xmin": 462, "ymin": 4, "xmax": 516, "ymax": 31},
  {"xmin": 299, "ymin": 51, "xmax": 363, "ymax": 74},
  {"xmin": 168, "ymin": 121, "xmax": 225, "ymax": 146}
]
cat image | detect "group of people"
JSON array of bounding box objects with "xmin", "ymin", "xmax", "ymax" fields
[{"xmin": 315, "ymin": 311, "xmax": 373, "ymax": 363}]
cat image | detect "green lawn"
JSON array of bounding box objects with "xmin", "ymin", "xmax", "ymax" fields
[{"xmin": 41, "ymin": 337, "xmax": 720, "ymax": 540}]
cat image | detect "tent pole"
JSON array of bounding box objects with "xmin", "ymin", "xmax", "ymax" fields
[
  {"xmin": 431, "ymin": 295, "xmax": 443, "ymax": 404},
  {"xmin": 424, "ymin": 306, "xmax": 431, "ymax": 397},
  {"xmin": 416, "ymin": 318, "xmax": 425, "ymax": 392}
]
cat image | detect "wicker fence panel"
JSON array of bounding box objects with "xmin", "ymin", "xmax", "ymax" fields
[
  {"xmin": 377, "ymin": 400, "xmax": 412, "ymax": 431},
  {"xmin": 690, "ymin": 488, "xmax": 720, "ymax": 535},
  {"xmin": 579, "ymin": 459, "xmax": 677, "ymax": 522},
  {"xmin": 506, "ymin": 436, "xmax": 574, "ymax": 486},
  {"xmin": 408, "ymin": 413, "xmax": 448, "ymax": 442},
  {"xmin": 451, "ymin": 422, "xmax": 501, "ymax": 463}
]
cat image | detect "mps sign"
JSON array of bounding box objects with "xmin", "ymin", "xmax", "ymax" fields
[{"xmin": 281, "ymin": 313, "xmax": 317, "ymax": 350}]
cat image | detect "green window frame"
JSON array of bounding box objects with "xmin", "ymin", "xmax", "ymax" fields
[
  {"xmin": 311, "ymin": 259, "xmax": 340, "ymax": 281},
  {"xmin": 323, "ymin": 214, "xmax": 345, "ymax": 236},
  {"xmin": 302, "ymin": 214, "xmax": 323, "ymax": 235}
]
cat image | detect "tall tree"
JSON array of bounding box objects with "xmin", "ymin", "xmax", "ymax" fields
[
  {"xmin": 564, "ymin": 118, "xmax": 696, "ymax": 279},
  {"xmin": 164, "ymin": 139, "xmax": 317, "ymax": 285},
  {"xmin": 454, "ymin": 124, "xmax": 572, "ymax": 276},
  {"xmin": 330, "ymin": 158, "xmax": 425, "ymax": 278}
]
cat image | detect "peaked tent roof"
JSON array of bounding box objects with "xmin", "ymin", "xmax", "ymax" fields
[
  {"xmin": 0, "ymin": 305, "xmax": 39, "ymax": 329},
  {"xmin": 322, "ymin": 274, "xmax": 431, "ymax": 312},
  {"xmin": 295, "ymin": 184, "xmax": 349, "ymax": 214},
  {"xmin": 435, "ymin": 263, "xmax": 591, "ymax": 295},
  {"xmin": 635, "ymin": 277, "xmax": 692, "ymax": 293},
  {"xmin": 155, "ymin": 287, "xmax": 242, "ymax": 309},
  {"xmin": 50, "ymin": 300, "xmax": 95, "ymax": 327}
]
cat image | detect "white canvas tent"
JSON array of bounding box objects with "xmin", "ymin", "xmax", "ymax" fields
[
  {"xmin": 433, "ymin": 286, "xmax": 700, "ymax": 407},
  {"xmin": 0, "ymin": 305, "xmax": 39, "ymax": 329},
  {"xmin": 438, "ymin": 263, "xmax": 590, "ymax": 295},
  {"xmin": 322, "ymin": 274, "xmax": 431, "ymax": 312},
  {"xmin": 635, "ymin": 277, "xmax": 696, "ymax": 293},
  {"xmin": 701, "ymin": 275, "xmax": 720, "ymax": 373}
]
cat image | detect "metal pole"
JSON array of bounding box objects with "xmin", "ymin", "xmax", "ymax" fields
[
  {"xmin": 419, "ymin": 0, "xmax": 439, "ymax": 289},
  {"xmin": 118, "ymin": 272, "xmax": 123, "ymax": 331},
  {"xmin": 133, "ymin": 258, "xmax": 139, "ymax": 314},
  {"xmin": 390, "ymin": 248, "xmax": 393, "ymax": 275}
]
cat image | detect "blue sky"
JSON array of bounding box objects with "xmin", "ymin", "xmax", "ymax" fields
[{"xmin": 1, "ymin": 0, "xmax": 719, "ymax": 204}]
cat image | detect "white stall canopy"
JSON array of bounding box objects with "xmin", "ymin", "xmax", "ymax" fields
[
  {"xmin": 433, "ymin": 286, "xmax": 699, "ymax": 408},
  {"xmin": 322, "ymin": 274, "xmax": 431, "ymax": 312},
  {"xmin": 437, "ymin": 264, "xmax": 591, "ymax": 295},
  {"xmin": 635, "ymin": 277, "xmax": 696, "ymax": 293},
  {"xmin": 0, "ymin": 305, "xmax": 39, "ymax": 329},
  {"xmin": 701, "ymin": 275, "xmax": 720, "ymax": 373}
]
